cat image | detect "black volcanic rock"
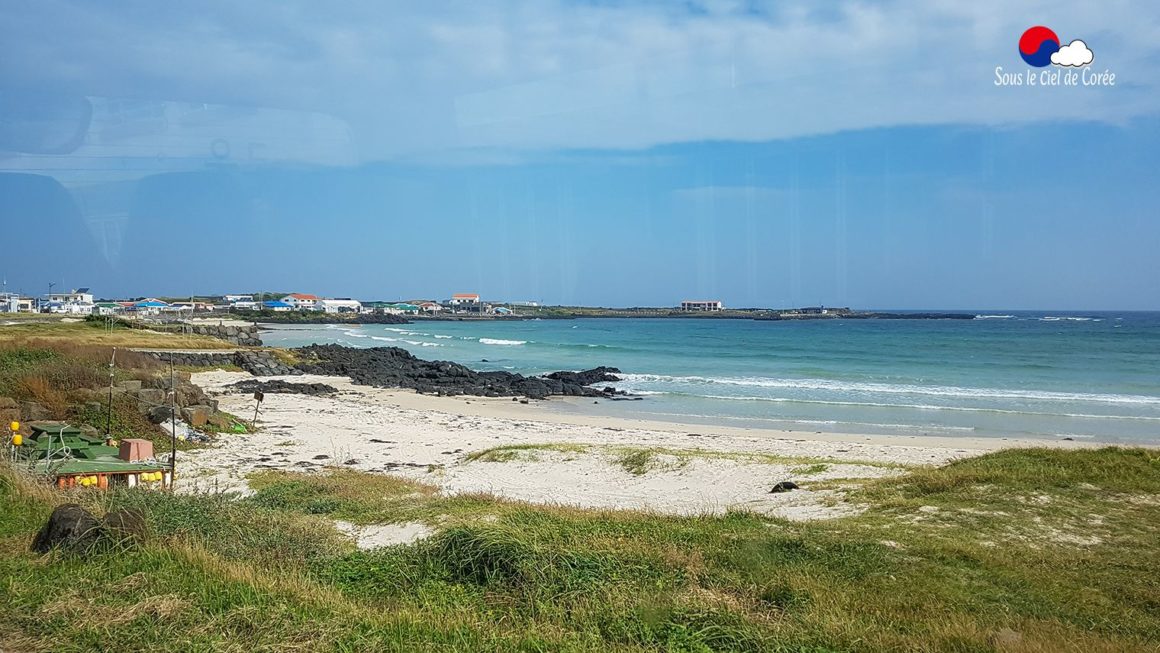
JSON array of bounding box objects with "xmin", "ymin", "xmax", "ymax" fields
[
  {"xmin": 544, "ymin": 367, "xmax": 622, "ymax": 386},
  {"xmin": 292, "ymin": 344, "xmax": 625, "ymax": 400},
  {"xmin": 230, "ymin": 379, "xmax": 339, "ymax": 396}
]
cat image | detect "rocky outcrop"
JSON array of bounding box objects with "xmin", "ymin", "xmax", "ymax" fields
[
  {"xmin": 292, "ymin": 344, "xmax": 626, "ymax": 400},
  {"xmin": 234, "ymin": 351, "xmax": 299, "ymax": 376},
  {"xmin": 143, "ymin": 351, "xmax": 236, "ymax": 368},
  {"xmin": 140, "ymin": 350, "xmax": 300, "ymax": 377},
  {"xmin": 544, "ymin": 367, "xmax": 622, "ymax": 386},
  {"xmin": 229, "ymin": 379, "xmax": 339, "ymax": 396}
]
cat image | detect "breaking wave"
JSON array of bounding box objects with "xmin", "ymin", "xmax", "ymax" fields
[{"xmin": 479, "ymin": 338, "xmax": 527, "ymax": 346}]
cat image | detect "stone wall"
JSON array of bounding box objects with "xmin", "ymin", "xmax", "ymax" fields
[
  {"xmin": 184, "ymin": 324, "xmax": 263, "ymax": 346},
  {"xmin": 143, "ymin": 350, "xmax": 299, "ymax": 377}
]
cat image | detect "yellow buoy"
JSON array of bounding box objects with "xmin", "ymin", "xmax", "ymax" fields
[{"xmin": 11, "ymin": 434, "xmax": 22, "ymax": 446}]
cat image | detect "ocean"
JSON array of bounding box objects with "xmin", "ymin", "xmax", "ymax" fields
[{"xmin": 259, "ymin": 313, "xmax": 1160, "ymax": 444}]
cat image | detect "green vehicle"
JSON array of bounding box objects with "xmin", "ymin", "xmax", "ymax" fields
[{"xmin": 9, "ymin": 422, "xmax": 170, "ymax": 490}]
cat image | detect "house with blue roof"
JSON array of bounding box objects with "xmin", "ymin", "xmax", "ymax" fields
[{"xmin": 263, "ymin": 300, "xmax": 292, "ymax": 312}]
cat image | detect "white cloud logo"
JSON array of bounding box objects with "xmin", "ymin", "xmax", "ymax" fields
[{"xmin": 1051, "ymin": 39, "xmax": 1094, "ymax": 67}]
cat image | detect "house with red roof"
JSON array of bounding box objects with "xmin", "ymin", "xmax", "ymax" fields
[{"xmin": 282, "ymin": 293, "xmax": 321, "ymax": 311}]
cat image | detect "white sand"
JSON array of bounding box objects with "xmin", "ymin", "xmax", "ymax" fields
[
  {"xmin": 333, "ymin": 520, "xmax": 434, "ymax": 549},
  {"xmin": 179, "ymin": 371, "xmax": 1095, "ymax": 521}
]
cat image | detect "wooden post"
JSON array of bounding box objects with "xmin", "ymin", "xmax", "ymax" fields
[
  {"xmin": 169, "ymin": 360, "xmax": 177, "ymax": 488},
  {"xmin": 252, "ymin": 391, "xmax": 264, "ymax": 426}
]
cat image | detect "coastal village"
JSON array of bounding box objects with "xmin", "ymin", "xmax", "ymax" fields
[
  {"xmin": 0, "ymin": 288, "xmax": 519, "ymax": 317},
  {"xmin": 5, "ymin": 286, "xmax": 928, "ymax": 321}
]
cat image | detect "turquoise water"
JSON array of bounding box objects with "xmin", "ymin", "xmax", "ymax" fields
[{"xmin": 260, "ymin": 313, "xmax": 1160, "ymax": 444}]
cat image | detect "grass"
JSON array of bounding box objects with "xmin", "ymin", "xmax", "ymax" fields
[
  {"xmin": 791, "ymin": 464, "xmax": 829, "ymax": 476},
  {"xmin": 464, "ymin": 443, "xmax": 588, "ymax": 463},
  {"xmin": 0, "ymin": 341, "xmax": 160, "ymax": 413},
  {"xmin": 0, "ymin": 320, "xmax": 236, "ymax": 349},
  {"xmin": 2, "ymin": 447, "xmax": 1159, "ymax": 651},
  {"xmin": 465, "ymin": 443, "xmax": 895, "ymax": 475}
]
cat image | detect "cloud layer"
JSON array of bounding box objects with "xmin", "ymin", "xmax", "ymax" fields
[{"xmin": 0, "ymin": 1, "xmax": 1156, "ymax": 161}]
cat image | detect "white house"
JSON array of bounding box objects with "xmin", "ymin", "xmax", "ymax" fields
[
  {"xmin": 419, "ymin": 301, "xmax": 443, "ymax": 313},
  {"xmin": 224, "ymin": 294, "xmax": 253, "ymax": 304},
  {"xmin": 448, "ymin": 293, "xmax": 481, "ymax": 311},
  {"xmin": 680, "ymin": 300, "xmax": 724, "ymax": 312},
  {"xmin": 45, "ymin": 288, "xmax": 96, "ymax": 314},
  {"xmin": 317, "ymin": 298, "xmax": 363, "ymax": 314},
  {"xmin": 282, "ymin": 293, "xmax": 322, "ymax": 311}
]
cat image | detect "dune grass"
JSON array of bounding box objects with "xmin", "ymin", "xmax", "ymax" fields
[
  {"xmin": 0, "ymin": 320, "xmax": 236, "ymax": 349},
  {"xmin": 2, "ymin": 447, "xmax": 1159, "ymax": 651},
  {"xmin": 465, "ymin": 443, "xmax": 900, "ymax": 475},
  {"xmin": 464, "ymin": 443, "xmax": 589, "ymax": 463}
]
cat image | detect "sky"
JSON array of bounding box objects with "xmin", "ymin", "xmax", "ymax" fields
[{"xmin": 0, "ymin": 0, "xmax": 1158, "ymax": 309}]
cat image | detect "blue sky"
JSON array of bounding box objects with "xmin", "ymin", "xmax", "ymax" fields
[{"xmin": 1, "ymin": 1, "xmax": 1158, "ymax": 309}]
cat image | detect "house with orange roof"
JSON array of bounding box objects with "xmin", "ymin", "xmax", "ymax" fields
[
  {"xmin": 282, "ymin": 293, "xmax": 322, "ymax": 311},
  {"xmin": 448, "ymin": 293, "xmax": 481, "ymax": 312}
]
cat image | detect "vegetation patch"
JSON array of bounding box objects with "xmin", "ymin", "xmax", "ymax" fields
[
  {"xmin": 464, "ymin": 442, "xmax": 588, "ymax": 463},
  {"xmin": 791, "ymin": 463, "xmax": 830, "ymax": 476},
  {"xmin": 1, "ymin": 447, "xmax": 1158, "ymax": 651},
  {"xmin": 0, "ymin": 320, "xmax": 235, "ymax": 349}
]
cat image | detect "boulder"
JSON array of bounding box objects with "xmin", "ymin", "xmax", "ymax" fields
[
  {"xmin": 135, "ymin": 388, "xmax": 166, "ymax": 405},
  {"xmin": 146, "ymin": 405, "xmax": 174, "ymax": 424},
  {"xmin": 181, "ymin": 405, "xmax": 212, "ymax": 427},
  {"xmin": 20, "ymin": 401, "xmax": 50, "ymax": 421},
  {"xmin": 31, "ymin": 504, "xmax": 102, "ymax": 553}
]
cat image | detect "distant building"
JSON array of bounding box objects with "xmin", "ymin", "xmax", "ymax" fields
[
  {"xmin": 419, "ymin": 301, "xmax": 443, "ymax": 314},
  {"xmin": 317, "ymin": 298, "xmax": 363, "ymax": 314},
  {"xmin": 448, "ymin": 293, "xmax": 481, "ymax": 311},
  {"xmin": 0, "ymin": 293, "xmax": 19, "ymax": 313},
  {"xmin": 94, "ymin": 302, "xmax": 123, "ymax": 315},
  {"xmin": 493, "ymin": 306, "xmax": 513, "ymax": 315},
  {"xmin": 45, "ymin": 288, "xmax": 95, "ymax": 315},
  {"xmin": 224, "ymin": 294, "xmax": 253, "ymax": 304},
  {"xmin": 282, "ymin": 293, "xmax": 322, "ymax": 310},
  {"xmin": 130, "ymin": 299, "xmax": 168, "ymax": 316},
  {"xmin": 681, "ymin": 300, "xmax": 723, "ymax": 312},
  {"xmin": 263, "ymin": 300, "xmax": 292, "ymax": 312},
  {"xmin": 510, "ymin": 301, "xmax": 539, "ymax": 307}
]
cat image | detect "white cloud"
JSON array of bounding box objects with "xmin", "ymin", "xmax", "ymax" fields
[{"xmin": 1051, "ymin": 39, "xmax": 1095, "ymax": 67}]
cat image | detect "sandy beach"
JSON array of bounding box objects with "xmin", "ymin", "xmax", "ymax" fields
[{"xmin": 178, "ymin": 371, "xmax": 1098, "ymax": 522}]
